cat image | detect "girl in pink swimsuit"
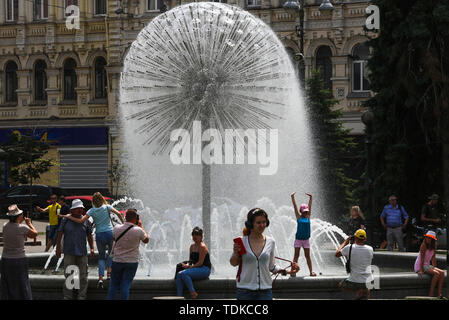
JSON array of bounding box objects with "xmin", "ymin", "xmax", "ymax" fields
[{"xmin": 414, "ymin": 230, "xmax": 445, "ymax": 298}]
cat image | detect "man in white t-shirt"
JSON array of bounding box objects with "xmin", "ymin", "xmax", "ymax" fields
[{"xmin": 336, "ymin": 229, "xmax": 374, "ymax": 300}]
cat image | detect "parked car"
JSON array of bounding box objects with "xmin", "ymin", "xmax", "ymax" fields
[{"xmin": 0, "ymin": 184, "xmax": 65, "ymax": 219}]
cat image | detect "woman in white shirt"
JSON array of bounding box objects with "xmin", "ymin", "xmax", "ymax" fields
[{"xmin": 230, "ymin": 208, "xmax": 299, "ymax": 300}]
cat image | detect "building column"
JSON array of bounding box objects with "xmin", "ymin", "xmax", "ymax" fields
[
  {"xmin": 45, "ymin": 68, "xmax": 61, "ymax": 106},
  {"xmin": 104, "ymin": 66, "xmax": 122, "ymax": 120},
  {"xmin": 48, "ymin": 0, "xmax": 56, "ymax": 21},
  {"xmin": 16, "ymin": 70, "xmax": 32, "ymax": 107},
  {"xmin": 75, "ymin": 67, "xmax": 90, "ymax": 106},
  {"xmin": 0, "ymin": 0, "xmax": 5, "ymax": 24},
  {"xmin": 18, "ymin": 0, "xmax": 26, "ymax": 23},
  {"xmin": 0, "ymin": 70, "xmax": 3, "ymax": 104}
]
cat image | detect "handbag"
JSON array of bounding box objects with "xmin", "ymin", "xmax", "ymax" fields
[
  {"xmin": 174, "ymin": 260, "xmax": 192, "ymax": 279},
  {"xmin": 345, "ymin": 244, "xmax": 353, "ymax": 273},
  {"xmin": 110, "ymin": 224, "xmax": 134, "ymax": 258}
]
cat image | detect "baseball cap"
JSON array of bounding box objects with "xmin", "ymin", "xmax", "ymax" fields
[
  {"xmin": 354, "ymin": 229, "xmax": 367, "ymax": 240},
  {"xmin": 300, "ymin": 204, "xmax": 309, "ymax": 213},
  {"xmin": 424, "ymin": 230, "xmax": 437, "ymax": 240}
]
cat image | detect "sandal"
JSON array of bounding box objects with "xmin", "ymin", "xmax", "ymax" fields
[
  {"xmin": 310, "ymin": 272, "xmax": 317, "ymax": 276},
  {"xmin": 190, "ymin": 292, "xmax": 198, "ymax": 299}
]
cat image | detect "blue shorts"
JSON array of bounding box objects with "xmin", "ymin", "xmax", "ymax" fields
[{"xmin": 48, "ymin": 225, "xmax": 59, "ymax": 244}]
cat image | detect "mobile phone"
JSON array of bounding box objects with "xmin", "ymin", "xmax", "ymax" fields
[{"xmin": 233, "ymin": 237, "xmax": 246, "ymax": 255}]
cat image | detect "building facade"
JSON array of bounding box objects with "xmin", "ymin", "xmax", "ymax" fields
[{"xmin": 0, "ymin": 0, "xmax": 372, "ymax": 194}]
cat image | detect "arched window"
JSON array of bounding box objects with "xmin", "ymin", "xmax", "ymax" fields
[
  {"xmin": 63, "ymin": 59, "xmax": 77, "ymax": 101},
  {"xmin": 5, "ymin": 61, "xmax": 18, "ymax": 103},
  {"xmin": 34, "ymin": 60, "xmax": 47, "ymax": 102},
  {"xmin": 352, "ymin": 43, "xmax": 370, "ymax": 92},
  {"xmin": 316, "ymin": 46, "xmax": 332, "ymax": 90},
  {"xmin": 94, "ymin": 57, "xmax": 107, "ymax": 99}
]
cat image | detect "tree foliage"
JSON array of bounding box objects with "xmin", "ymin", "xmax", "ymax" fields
[
  {"xmin": 364, "ymin": 0, "xmax": 449, "ymax": 222},
  {"xmin": 1, "ymin": 132, "xmax": 54, "ymax": 185},
  {"xmin": 306, "ymin": 68, "xmax": 359, "ymax": 225}
]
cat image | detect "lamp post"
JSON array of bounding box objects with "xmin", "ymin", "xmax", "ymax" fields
[
  {"xmin": 361, "ymin": 109, "xmax": 375, "ymax": 246},
  {"xmin": 283, "ymin": 0, "xmax": 304, "ymax": 87},
  {"xmin": 284, "ymin": 0, "xmax": 334, "ymax": 88}
]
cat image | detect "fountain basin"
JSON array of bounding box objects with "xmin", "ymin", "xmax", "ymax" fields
[{"xmin": 1, "ymin": 252, "xmax": 445, "ymax": 299}]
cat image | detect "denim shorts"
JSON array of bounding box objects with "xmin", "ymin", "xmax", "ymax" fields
[
  {"xmin": 236, "ymin": 288, "xmax": 273, "ymax": 300},
  {"xmin": 48, "ymin": 225, "xmax": 59, "ymax": 243}
]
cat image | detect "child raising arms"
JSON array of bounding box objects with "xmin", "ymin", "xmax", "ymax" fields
[{"xmin": 291, "ymin": 192, "xmax": 316, "ymax": 277}]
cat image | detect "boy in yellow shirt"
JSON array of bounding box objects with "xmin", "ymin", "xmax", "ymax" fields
[{"xmin": 36, "ymin": 194, "xmax": 61, "ymax": 251}]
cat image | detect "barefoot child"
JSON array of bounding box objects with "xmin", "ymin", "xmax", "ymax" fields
[{"xmin": 291, "ymin": 192, "xmax": 316, "ymax": 277}]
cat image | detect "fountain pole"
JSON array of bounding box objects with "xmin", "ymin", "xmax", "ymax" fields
[
  {"xmin": 201, "ymin": 113, "xmax": 212, "ymax": 248},
  {"xmin": 202, "ymin": 161, "xmax": 212, "ymax": 249}
]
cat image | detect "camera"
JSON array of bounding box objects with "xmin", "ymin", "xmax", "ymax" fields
[{"xmin": 135, "ymin": 214, "xmax": 140, "ymax": 225}]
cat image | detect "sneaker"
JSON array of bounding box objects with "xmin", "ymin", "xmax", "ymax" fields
[{"xmin": 97, "ymin": 280, "xmax": 104, "ymax": 289}]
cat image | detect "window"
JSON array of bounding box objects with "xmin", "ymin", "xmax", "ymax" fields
[
  {"xmin": 352, "ymin": 43, "xmax": 370, "ymax": 92},
  {"xmin": 34, "ymin": 0, "xmax": 48, "ymax": 20},
  {"xmin": 5, "ymin": 0, "xmax": 19, "ymax": 21},
  {"xmin": 94, "ymin": 57, "xmax": 107, "ymax": 99},
  {"xmin": 147, "ymin": 0, "xmax": 164, "ymax": 11},
  {"xmin": 65, "ymin": 0, "xmax": 79, "ymax": 16},
  {"xmin": 95, "ymin": 0, "xmax": 106, "ymax": 15},
  {"xmin": 316, "ymin": 46, "xmax": 332, "ymax": 90},
  {"xmin": 34, "ymin": 60, "xmax": 47, "ymax": 102},
  {"xmin": 246, "ymin": 0, "xmax": 261, "ymax": 7},
  {"xmin": 63, "ymin": 59, "xmax": 77, "ymax": 101},
  {"xmin": 5, "ymin": 61, "xmax": 18, "ymax": 103}
]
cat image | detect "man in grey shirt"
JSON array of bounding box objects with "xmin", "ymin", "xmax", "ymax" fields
[{"xmin": 56, "ymin": 199, "xmax": 94, "ymax": 300}]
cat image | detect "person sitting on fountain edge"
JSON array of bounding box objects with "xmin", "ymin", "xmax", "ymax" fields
[
  {"xmin": 290, "ymin": 192, "xmax": 316, "ymax": 276},
  {"xmin": 176, "ymin": 227, "xmax": 212, "ymax": 299},
  {"xmin": 336, "ymin": 229, "xmax": 373, "ymax": 300}
]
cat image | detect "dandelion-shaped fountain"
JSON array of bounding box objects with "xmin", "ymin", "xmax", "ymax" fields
[{"xmin": 119, "ymin": 2, "xmax": 345, "ymax": 277}]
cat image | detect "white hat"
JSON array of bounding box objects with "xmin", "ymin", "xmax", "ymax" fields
[
  {"xmin": 7, "ymin": 204, "xmax": 23, "ymax": 216},
  {"xmin": 70, "ymin": 199, "xmax": 85, "ymax": 210}
]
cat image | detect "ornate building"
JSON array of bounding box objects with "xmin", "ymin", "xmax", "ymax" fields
[{"xmin": 0, "ymin": 0, "xmax": 372, "ymax": 193}]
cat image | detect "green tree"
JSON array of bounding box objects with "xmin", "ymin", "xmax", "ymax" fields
[
  {"xmin": 108, "ymin": 158, "xmax": 132, "ymax": 199},
  {"xmin": 1, "ymin": 132, "xmax": 55, "ymax": 214},
  {"xmin": 306, "ymin": 68, "xmax": 358, "ymax": 226},
  {"xmin": 364, "ymin": 0, "xmax": 449, "ymax": 226}
]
